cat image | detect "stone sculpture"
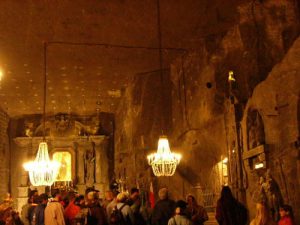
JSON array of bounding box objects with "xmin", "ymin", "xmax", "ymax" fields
[
  {"xmin": 261, "ymin": 170, "xmax": 283, "ymax": 221},
  {"xmin": 84, "ymin": 148, "xmax": 95, "ymax": 187},
  {"xmin": 247, "ymin": 109, "xmax": 265, "ymax": 150}
]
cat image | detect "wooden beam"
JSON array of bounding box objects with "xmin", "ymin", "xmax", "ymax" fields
[{"xmin": 243, "ymin": 145, "xmax": 265, "ymax": 160}]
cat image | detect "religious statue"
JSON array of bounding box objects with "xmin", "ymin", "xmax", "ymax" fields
[
  {"xmin": 57, "ymin": 157, "xmax": 68, "ymax": 181},
  {"xmin": 252, "ymin": 176, "xmax": 267, "ymax": 204},
  {"xmin": 84, "ymin": 148, "xmax": 95, "ymax": 186},
  {"xmin": 247, "ymin": 110, "xmax": 265, "ymax": 149},
  {"xmin": 24, "ymin": 122, "xmax": 34, "ymax": 137},
  {"xmin": 55, "ymin": 114, "xmax": 70, "ymax": 136},
  {"xmin": 261, "ymin": 170, "xmax": 283, "ymax": 221}
]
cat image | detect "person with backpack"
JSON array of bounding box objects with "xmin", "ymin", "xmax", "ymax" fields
[
  {"xmin": 168, "ymin": 200, "xmax": 192, "ymax": 225},
  {"xmin": 110, "ymin": 192, "xmax": 134, "ymax": 225},
  {"xmin": 126, "ymin": 188, "xmax": 145, "ymax": 225},
  {"xmin": 106, "ymin": 191, "xmax": 119, "ymax": 223},
  {"xmin": 215, "ymin": 186, "xmax": 248, "ymax": 225}
]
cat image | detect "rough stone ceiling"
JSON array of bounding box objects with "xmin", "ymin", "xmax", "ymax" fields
[{"xmin": 0, "ymin": 0, "xmax": 239, "ymax": 117}]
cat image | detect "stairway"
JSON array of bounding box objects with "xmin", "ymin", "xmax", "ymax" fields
[{"xmin": 204, "ymin": 211, "xmax": 218, "ymax": 225}]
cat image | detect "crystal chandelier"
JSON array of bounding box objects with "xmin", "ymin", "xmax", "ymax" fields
[
  {"xmin": 23, "ymin": 142, "xmax": 60, "ymax": 186},
  {"xmin": 147, "ymin": 136, "xmax": 181, "ymax": 176},
  {"xmin": 146, "ymin": 0, "xmax": 182, "ymax": 176},
  {"xmin": 23, "ymin": 42, "xmax": 60, "ymax": 186}
]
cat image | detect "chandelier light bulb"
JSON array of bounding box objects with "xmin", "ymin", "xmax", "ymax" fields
[{"xmin": 147, "ymin": 136, "xmax": 181, "ymax": 176}]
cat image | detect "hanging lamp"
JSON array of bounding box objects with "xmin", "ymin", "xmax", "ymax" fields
[
  {"xmin": 23, "ymin": 42, "xmax": 60, "ymax": 186},
  {"xmin": 147, "ymin": 136, "xmax": 181, "ymax": 176},
  {"xmin": 147, "ymin": 0, "xmax": 181, "ymax": 176}
]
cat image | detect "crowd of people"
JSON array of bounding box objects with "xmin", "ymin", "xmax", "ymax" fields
[{"xmin": 0, "ymin": 186, "xmax": 295, "ymax": 225}]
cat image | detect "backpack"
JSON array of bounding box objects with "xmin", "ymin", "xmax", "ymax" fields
[{"xmin": 110, "ymin": 204, "xmax": 127, "ymax": 225}]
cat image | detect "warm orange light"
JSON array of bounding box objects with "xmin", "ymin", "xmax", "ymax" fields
[
  {"xmin": 0, "ymin": 69, "xmax": 3, "ymax": 81},
  {"xmin": 147, "ymin": 136, "xmax": 181, "ymax": 176},
  {"xmin": 228, "ymin": 71, "xmax": 235, "ymax": 82},
  {"xmin": 23, "ymin": 142, "xmax": 60, "ymax": 186}
]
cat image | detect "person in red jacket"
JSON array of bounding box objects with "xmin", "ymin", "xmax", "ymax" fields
[{"xmin": 278, "ymin": 205, "xmax": 294, "ymax": 225}]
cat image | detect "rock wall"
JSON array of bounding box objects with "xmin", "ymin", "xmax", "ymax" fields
[
  {"xmin": 0, "ymin": 108, "xmax": 9, "ymax": 200},
  {"xmin": 242, "ymin": 36, "xmax": 300, "ymax": 223},
  {"xmin": 114, "ymin": 0, "xmax": 300, "ymax": 222}
]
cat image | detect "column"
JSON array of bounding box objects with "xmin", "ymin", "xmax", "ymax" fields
[
  {"xmin": 91, "ymin": 136, "xmax": 109, "ymax": 198},
  {"xmin": 14, "ymin": 137, "xmax": 32, "ymax": 214}
]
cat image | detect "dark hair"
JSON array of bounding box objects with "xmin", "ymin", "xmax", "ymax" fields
[
  {"xmin": 220, "ymin": 186, "xmax": 234, "ymax": 201},
  {"xmin": 131, "ymin": 188, "xmax": 139, "ymax": 195},
  {"xmin": 74, "ymin": 195, "xmax": 85, "ymax": 206},
  {"xmin": 176, "ymin": 200, "xmax": 187, "ymax": 215},
  {"xmin": 29, "ymin": 190, "xmax": 38, "ymax": 198},
  {"xmin": 32, "ymin": 195, "xmax": 40, "ymax": 204},
  {"xmin": 52, "ymin": 192, "xmax": 61, "ymax": 199},
  {"xmin": 39, "ymin": 193, "xmax": 48, "ymax": 201},
  {"xmin": 280, "ymin": 204, "xmax": 294, "ymax": 220},
  {"xmin": 176, "ymin": 200, "xmax": 187, "ymax": 209},
  {"xmin": 187, "ymin": 194, "xmax": 195, "ymax": 201}
]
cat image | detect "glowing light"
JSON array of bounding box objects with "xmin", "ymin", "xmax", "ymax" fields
[
  {"xmin": 23, "ymin": 142, "xmax": 60, "ymax": 186},
  {"xmin": 228, "ymin": 71, "xmax": 236, "ymax": 82},
  {"xmin": 222, "ymin": 157, "xmax": 228, "ymax": 164},
  {"xmin": 254, "ymin": 163, "xmax": 264, "ymax": 169},
  {"xmin": 0, "ymin": 69, "xmax": 3, "ymax": 81},
  {"xmin": 147, "ymin": 136, "xmax": 181, "ymax": 176}
]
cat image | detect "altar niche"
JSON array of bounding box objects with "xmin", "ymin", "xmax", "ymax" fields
[{"xmin": 52, "ymin": 150, "xmax": 73, "ymax": 184}]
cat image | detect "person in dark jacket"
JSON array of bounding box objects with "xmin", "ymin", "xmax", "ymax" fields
[
  {"xmin": 28, "ymin": 195, "xmax": 39, "ymax": 225},
  {"xmin": 35, "ymin": 193, "xmax": 48, "ymax": 225},
  {"xmin": 151, "ymin": 188, "xmax": 176, "ymax": 225},
  {"xmin": 86, "ymin": 191, "xmax": 107, "ymax": 225},
  {"xmin": 215, "ymin": 186, "xmax": 248, "ymax": 225}
]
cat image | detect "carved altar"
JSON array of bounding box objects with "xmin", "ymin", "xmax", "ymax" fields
[{"xmin": 12, "ymin": 113, "xmax": 111, "ymax": 213}]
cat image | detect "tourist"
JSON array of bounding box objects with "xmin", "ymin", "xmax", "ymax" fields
[
  {"xmin": 186, "ymin": 194, "xmax": 208, "ymax": 225},
  {"xmin": 64, "ymin": 192, "xmax": 81, "ymax": 225},
  {"xmin": 168, "ymin": 200, "xmax": 192, "ymax": 225},
  {"xmin": 113, "ymin": 192, "xmax": 135, "ymax": 225},
  {"xmin": 35, "ymin": 193, "xmax": 49, "ymax": 225},
  {"xmin": 44, "ymin": 193, "xmax": 65, "ymax": 225},
  {"xmin": 86, "ymin": 190, "xmax": 107, "ymax": 225},
  {"xmin": 106, "ymin": 190, "xmax": 119, "ymax": 222},
  {"xmin": 278, "ymin": 205, "xmax": 294, "ymax": 225},
  {"xmin": 151, "ymin": 188, "xmax": 176, "ymax": 225},
  {"xmin": 215, "ymin": 186, "xmax": 248, "ymax": 225},
  {"xmin": 250, "ymin": 202, "xmax": 275, "ymax": 225}
]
